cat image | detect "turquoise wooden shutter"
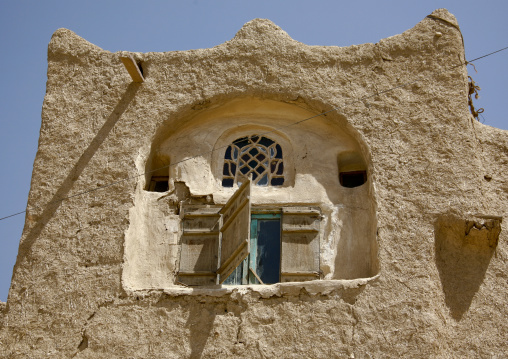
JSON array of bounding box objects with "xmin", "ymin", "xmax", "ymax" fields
[
  {"xmin": 177, "ymin": 205, "xmax": 222, "ymax": 286},
  {"xmin": 217, "ymin": 180, "xmax": 251, "ymax": 284},
  {"xmin": 280, "ymin": 207, "xmax": 321, "ymax": 282}
]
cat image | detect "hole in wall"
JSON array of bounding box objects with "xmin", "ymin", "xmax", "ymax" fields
[
  {"xmin": 338, "ymin": 151, "xmax": 367, "ymax": 188},
  {"xmin": 145, "ymin": 152, "xmax": 170, "ymax": 191},
  {"xmin": 149, "ymin": 176, "xmax": 169, "ymax": 192},
  {"xmin": 340, "ymin": 170, "xmax": 367, "ymax": 188}
]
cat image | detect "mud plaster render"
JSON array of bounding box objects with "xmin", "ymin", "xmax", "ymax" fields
[{"xmin": 1, "ymin": 8, "xmax": 507, "ymax": 359}]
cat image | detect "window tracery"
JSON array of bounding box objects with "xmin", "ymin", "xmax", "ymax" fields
[{"xmin": 222, "ymin": 135, "xmax": 284, "ymax": 187}]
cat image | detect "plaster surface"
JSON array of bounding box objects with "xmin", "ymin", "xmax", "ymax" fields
[{"xmin": 1, "ymin": 9, "xmax": 507, "ymax": 358}]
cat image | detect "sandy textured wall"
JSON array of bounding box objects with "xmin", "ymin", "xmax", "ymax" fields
[{"xmin": 1, "ymin": 9, "xmax": 506, "ymax": 358}]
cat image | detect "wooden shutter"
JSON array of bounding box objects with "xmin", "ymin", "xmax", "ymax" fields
[
  {"xmin": 217, "ymin": 180, "xmax": 251, "ymax": 284},
  {"xmin": 177, "ymin": 205, "xmax": 222, "ymax": 286},
  {"xmin": 280, "ymin": 207, "xmax": 321, "ymax": 282}
]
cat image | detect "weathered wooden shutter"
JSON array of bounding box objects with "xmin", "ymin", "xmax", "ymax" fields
[
  {"xmin": 177, "ymin": 205, "xmax": 222, "ymax": 286},
  {"xmin": 217, "ymin": 180, "xmax": 251, "ymax": 284},
  {"xmin": 280, "ymin": 206, "xmax": 321, "ymax": 282}
]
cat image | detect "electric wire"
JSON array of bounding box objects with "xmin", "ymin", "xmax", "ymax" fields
[
  {"xmin": 479, "ymin": 112, "xmax": 487, "ymax": 124},
  {"xmin": 466, "ymin": 46, "xmax": 508, "ymax": 63},
  {"xmin": 1, "ymin": 45, "xmax": 507, "ymax": 223}
]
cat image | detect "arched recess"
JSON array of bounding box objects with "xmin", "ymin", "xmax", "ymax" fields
[{"xmin": 123, "ymin": 96, "xmax": 379, "ymax": 291}]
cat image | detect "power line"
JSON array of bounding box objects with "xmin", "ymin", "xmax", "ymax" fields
[
  {"xmin": 0, "ymin": 76, "xmax": 419, "ymax": 222},
  {"xmin": 0, "ymin": 211, "xmax": 27, "ymax": 222},
  {"xmin": 1, "ymin": 45, "xmax": 507, "ymax": 223},
  {"xmin": 467, "ymin": 46, "xmax": 508, "ymax": 63}
]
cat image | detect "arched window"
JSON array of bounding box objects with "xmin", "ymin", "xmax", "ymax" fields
[{"xmin": 222, "ymin": 135, "xmax": 284, "ymax": 187}]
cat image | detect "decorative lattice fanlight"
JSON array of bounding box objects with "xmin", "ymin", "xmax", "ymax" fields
[{"xmin": 222, "ymin": 135, "xmax": 284, "ymax": 187}]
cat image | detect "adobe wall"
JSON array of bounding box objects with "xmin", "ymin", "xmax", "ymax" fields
[{"xmin": 1, "ymin": 9, "xmax": 507, "ymax": 358}]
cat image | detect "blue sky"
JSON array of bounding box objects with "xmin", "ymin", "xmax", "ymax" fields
[{"xmin": 0, "ymin": 1, "xmax": 506, "ymax": 301}]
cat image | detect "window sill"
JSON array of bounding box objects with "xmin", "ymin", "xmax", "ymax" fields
[{"xmin": 162, "ymin": 275, "xmax": 380, "ymax": 299}]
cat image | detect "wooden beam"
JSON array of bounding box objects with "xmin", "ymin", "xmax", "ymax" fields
[
  {"xmin": 249, "ymin": 268, "xmax": 265, "ymax": 285},
  {"xmin": 178, "ymin": 272, "xmax": 216, "ymax": 277},
  {"xmin": 120, "ymin": 54, "xmax": 144, "ymax": 83}
]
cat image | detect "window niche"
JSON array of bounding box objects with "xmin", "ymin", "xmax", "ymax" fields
[
  {"xmin": 145, "ymin": 152, "xmax": 170, "ymax": 192},
  {"xmin": 338, "ymin": 151, "xmax": 367, "ymax": 188},
  {"xmin": 124, "ymin": 98, "xmax": 379, "ymax": 292}
]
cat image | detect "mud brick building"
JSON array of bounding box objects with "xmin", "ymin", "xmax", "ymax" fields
[{"xmin": 1, "ymin": 9, "xmax": 506, "ymax": 358}]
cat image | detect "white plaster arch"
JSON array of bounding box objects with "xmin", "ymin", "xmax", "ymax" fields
[{"xmin": 124, "ymin": 96, "xmax": 379, "ymax": 291}]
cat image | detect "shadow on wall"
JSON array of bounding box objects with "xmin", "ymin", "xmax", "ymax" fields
[
  {"xmin": 12, "ymin": 83, "xmax": 140, "ymax": 277},
  {"xmin": 434, "ymin": 215, "xmax": 501, "ymax": 320},
  {"xmin": 184, "ymin": 299, "xmax": 246, "ymax": 359},
  {"xmin": 186, "ymin": 305, "xmax": 217, "ymax": 359}
]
